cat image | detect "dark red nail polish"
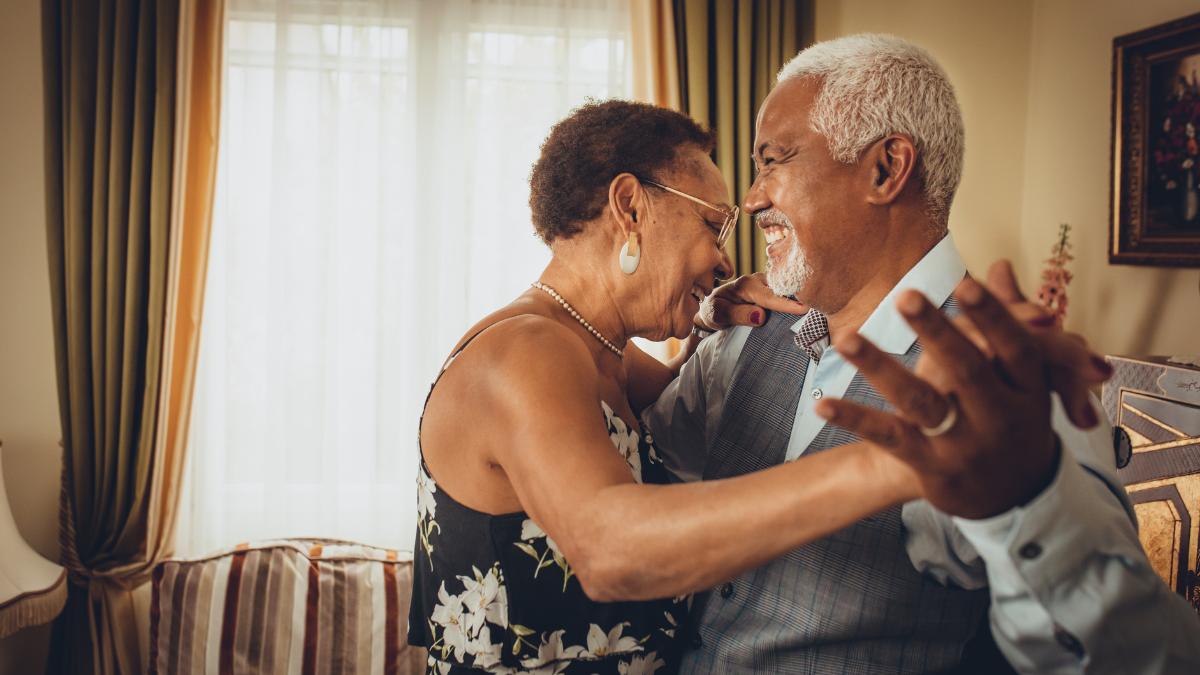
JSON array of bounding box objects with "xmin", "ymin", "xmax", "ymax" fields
[
  {"xmin": 1090, "ymin": 356, "xmax": 1113, "ymax": 376},
  {"xmin": 751, "ymin": 311, "xmax": 763, "ymax": 325},
  {"xmin": 1028, "ymin": 314, "xmax": 1055, "ymax": 328}
]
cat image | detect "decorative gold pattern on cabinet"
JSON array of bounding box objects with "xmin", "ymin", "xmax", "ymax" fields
[{"xmin": 1103, "ymin": 356, "xmax": 1200, "ymax": 613}]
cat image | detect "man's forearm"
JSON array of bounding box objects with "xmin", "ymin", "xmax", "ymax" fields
[{"xmin": 955, "ymin": 453, "xmax": 1200, "ymax": 673}]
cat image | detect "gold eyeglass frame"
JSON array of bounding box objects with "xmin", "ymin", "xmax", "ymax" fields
[{"xmin": 641, "ymin": 180, "xmax": 739, "ymax": 248}]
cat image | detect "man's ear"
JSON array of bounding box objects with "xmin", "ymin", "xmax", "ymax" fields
[
  {"xmin": 865, "ymin": 135, "xmax": 918, "ymax": 206},
  {"xmin": 607, "ymin": 172, "xmax": 645, "ymax": 238}
]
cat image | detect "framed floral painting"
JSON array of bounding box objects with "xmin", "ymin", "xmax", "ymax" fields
[{"xmin": 1111, "ymin": 12, "xmax": 1200, "ymax": 266}]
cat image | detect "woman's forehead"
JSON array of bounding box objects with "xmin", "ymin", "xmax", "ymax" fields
[{"xmin": 665, "ymin": 149, "xmax": 732, "ymax": 205}]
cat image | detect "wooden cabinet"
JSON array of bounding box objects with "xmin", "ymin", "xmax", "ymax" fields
[{"xmin": 1102, "ymin": 356, "xmax": 1200, "ymax": 613}]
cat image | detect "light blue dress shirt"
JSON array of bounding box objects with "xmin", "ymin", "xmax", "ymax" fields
[{"xmin": 643, "ymin": 234, "xmax": 1200, "ymax": 673}]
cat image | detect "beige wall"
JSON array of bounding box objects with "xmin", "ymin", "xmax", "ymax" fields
[
  {"xmin": 814, "ymin": 0, "xmax": 1199, "ymax": 355},
  {"xmin": 1020, "ymin": 0, "xmax": 1200, "ymax": 355},
  {"xmin": 0, "ymin": 0, "xmax": 60, "ymax": 672}
]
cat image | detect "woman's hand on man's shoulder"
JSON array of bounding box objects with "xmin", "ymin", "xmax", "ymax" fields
[{"xmin": 696, "ymin": 273, "xmax": 809, "ymax": 332}]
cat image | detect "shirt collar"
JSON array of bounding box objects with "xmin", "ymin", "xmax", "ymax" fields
[{"xmin": 790, "ymin": 233, "xmax": 966, "ymax": 355}]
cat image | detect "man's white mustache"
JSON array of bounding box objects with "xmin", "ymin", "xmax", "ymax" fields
[{"xmin": 755, "ymin": 208, "xmax": 792, "ymax": 229}]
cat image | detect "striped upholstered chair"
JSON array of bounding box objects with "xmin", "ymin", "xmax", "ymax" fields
[{"xmin": 150, "ymin": 538, "xmax": 426, "ymax": 674}]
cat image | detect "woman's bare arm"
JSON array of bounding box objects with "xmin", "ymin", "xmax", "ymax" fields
[{"xmin": 481, "ymin": 317, "xmax": 914, "ymax": 602}]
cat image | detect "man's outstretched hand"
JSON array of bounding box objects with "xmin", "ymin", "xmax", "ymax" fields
[{"xmin": 814, "ymin": 261, "xmax": 1112, "ymax": 520}]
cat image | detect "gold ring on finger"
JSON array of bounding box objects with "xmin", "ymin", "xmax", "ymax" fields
[{"xmin": 919, "ymin": 394, "xmax": 959, "ymax": 438}]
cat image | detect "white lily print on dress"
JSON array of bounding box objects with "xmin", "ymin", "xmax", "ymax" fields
[
  {"xmin": 466, "ymin": 625, "xmax": 510, "ymax": 672},
  {"xmin": 416, "ymin": 466, "xmax": 441, "ymax": 569},
  {"xmin": 618, "ymin": 651, "xmax": 665, "ymax": 675},
  {"xmin": 519, "ymin": 629, "xmax": 585, "ymax": 674},
  {"xmin": 659, "ymin": 610, "xmax": 677, "ymax": 639},
  {"xmin": 429, "ymin": 581, "xmax": 469, "ymax": 662},
  {"xmin": 579, "ymin": 622, "xmax": 643, "ymax": 659},
  {"xmin": 515, "ymin": 519, "xmax": 575, "ymax": 591},
  {"xmin": 429, "ymin": 564, "xmax": 511, "ymax": 667},
  {"xmin": 427, "ymin": 654, "xmax": 451, "ymax": 675},
  {"xmin": 601, "ymin": 402, "xmax": 642, "ymax": 481},
  {"xmin": 458, "ymin": 565, "xmax": 508, "ymax": 634}
]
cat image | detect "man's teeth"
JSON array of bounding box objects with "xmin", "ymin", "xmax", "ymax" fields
[
  {"xmin": 763, "ymin": 226, "xmax": 791, "ymax": 245},
  {"xmin": 691, "ymin": 287, "xmax": 706, "ymax": 302}
]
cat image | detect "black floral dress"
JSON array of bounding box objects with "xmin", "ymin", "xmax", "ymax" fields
[{"xmin": 409, "ymin": 381, "xmax": 687, "ymax": 675}]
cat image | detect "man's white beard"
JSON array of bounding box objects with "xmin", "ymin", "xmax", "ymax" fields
[{"xmin": 765, "ymin": 225, "xmax": 813, "ymax": 298}]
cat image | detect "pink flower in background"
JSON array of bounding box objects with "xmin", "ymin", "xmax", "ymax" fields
[{"xmin": 1037, "ymin": 223, "xmax": 1074, "ymax": 327}]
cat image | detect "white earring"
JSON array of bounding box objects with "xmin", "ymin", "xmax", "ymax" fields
[{"xmin": 619, "ymin": 232, "xmax": 640, "ymax": 274}]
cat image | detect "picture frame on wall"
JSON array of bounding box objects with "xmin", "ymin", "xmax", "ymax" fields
[{"xmin": 1111, "ymin": 11, "xmax": 1200, "ymax": 267}]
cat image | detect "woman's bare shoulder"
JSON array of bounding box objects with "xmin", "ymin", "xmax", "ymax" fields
[{"xmin": 444, "ymin": 300, "xmax": 600, "ymax": 397}]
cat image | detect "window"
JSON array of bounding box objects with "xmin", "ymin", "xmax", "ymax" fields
[{"xmin": 178, "ymin": 0, "xmax": 632, "ymax": 554}]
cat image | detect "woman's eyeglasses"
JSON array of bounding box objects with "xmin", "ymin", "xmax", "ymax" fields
[{"xmin": 641, "ymin": 180, "xmax": 739, "ymax": 248}]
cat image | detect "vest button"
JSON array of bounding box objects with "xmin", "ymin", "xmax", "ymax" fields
[
  {"xmin": 1054, "ymin": 625, "xmax": 1085, "ymax": 658},
  {"xmin": 719, "ymin": 582, "xmax": 734, "ymax": 598},
  {"xmin": 812, "ymin": 388, "xmax": 823, "ymax": 400},
  {"xmin": 1019, "ymin": 542, "xmax": 1043, "ymax": 559}
]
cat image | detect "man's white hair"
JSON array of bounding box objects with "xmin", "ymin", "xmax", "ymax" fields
[{"xmin": 777, "ymin": 34, "xmax": 963, "ymax": 227}]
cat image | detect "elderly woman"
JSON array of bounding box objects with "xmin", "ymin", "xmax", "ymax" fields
[{"xmin": 406, "ymin": 100, "xmax": 922, "ymax": 675}]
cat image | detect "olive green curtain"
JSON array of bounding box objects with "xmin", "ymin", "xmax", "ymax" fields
[
  {"xmin": 672, "ymin": 0, "xmax": 813, "ymax": 276},
  {"xmin": 40, "ymin": 0, "xmax": 179, "ymax": 672}
]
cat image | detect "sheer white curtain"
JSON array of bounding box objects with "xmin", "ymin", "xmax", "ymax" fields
[{"xmin": 178, "ymin": 0, "xmax": 632, "ymax": 555}]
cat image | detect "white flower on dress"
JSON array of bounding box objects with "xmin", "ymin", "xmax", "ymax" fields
[
  {"xmin": 458, "ymin": 565, "xmax": 508, "ymax": 633},
  {"xmin": 659, "ymin": 610, "xmax": 677, "ymax": 638},
  {"xmin": 416, "ymin": 466, "xmax": 438, "ymax": 521},
  {"xmin": 427, "ymin": 654, "xmax": 451, "ymax": 675},
  {"xmin": 431, "ymin": 565, "xmax": 513, "ymax": 668},
  {"xmin": 516, "ymin": 519, "xmax": 575, "ymax": 591},
  {"xmin": 579, "ymin": 622, "xmax": 642, "ymax": 659},
  {"xmin": 519, "ymin": 520, "xmax": 563, "ymax": 557},
  {"xmin": 430, "ymin": 582, "xmax": 469, "ymax": 661},
  {"xmin": 416, "ymin": 466, "xmax": 442, "ymax": 569},
  {"xmin": 601, "ymin": 402, "xmax": 643, "ymax": 481},
  {"xmin": 466, "ymin": 624, "xmax": 508, "ymax": 671},
  {"xmin": 618, "ymin": 651, "xmax": 665, "ymax": 675},
  {"xmin": 520, "ymin": 629, "xmax": 585, "ymax": 673}
]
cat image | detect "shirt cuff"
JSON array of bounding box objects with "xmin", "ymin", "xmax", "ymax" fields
[{"xmin": 952, "ymin": 446, "xmax": 1132, "ymax": 595}]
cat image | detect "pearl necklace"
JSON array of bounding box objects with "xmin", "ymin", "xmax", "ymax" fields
[{"xmin": 531, "ymin": 282, "xmax": 625, "ymax": 358}]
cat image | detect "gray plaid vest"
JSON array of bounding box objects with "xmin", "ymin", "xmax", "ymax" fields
[{"xmin": 681, "ymin": 303, "xmax": 990, "ymax": 674}]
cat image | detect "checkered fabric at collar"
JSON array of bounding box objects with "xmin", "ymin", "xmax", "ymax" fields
[{"xmin": 793, "ymin": 309, "xmax": 829, "ymax": 362}]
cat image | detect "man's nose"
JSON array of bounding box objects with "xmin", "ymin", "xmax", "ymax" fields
[{"xmin": 743, "ymin": 177, "xmax": 771, "ymax": 221}]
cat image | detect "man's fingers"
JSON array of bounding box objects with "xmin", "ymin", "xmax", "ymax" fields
[
  {"xmin": 815, "ymin": 398, "xmax": 925, "ymax": 463},
  {"xmin": 985, "ymin": 259, "xmax": 1026, "ymax": 303},
  {"xmin": 1050, "ymin": 369, "xmax": 1102, "ymax": 429},
  {"xmin": 1006, "ymin": 300, "xmax": 1057, "ymax": 330},
  {"xmin": 896, "ymin": 290, "xmax": 994, "ymax": 396},
  {"xmin": 952, "ymin": 278, "xmax": 1043, "ymax": 391},
  {"xmin": 836, "ymin": 332, "xmax": 954, "ymax": 429},
  {"xmin": 1033, "ymin": 331, "xmax": 1112, "ymax": 386}
]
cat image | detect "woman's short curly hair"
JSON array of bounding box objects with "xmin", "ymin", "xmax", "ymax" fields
[{"xmin": 529, "ymin": 99, "xmax": 715, "ymax": 245}]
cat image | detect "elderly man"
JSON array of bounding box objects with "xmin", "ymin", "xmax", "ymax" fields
[{"xmin": 643, "ymin": 34, "xmax": 1200, "ymax": 673}]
